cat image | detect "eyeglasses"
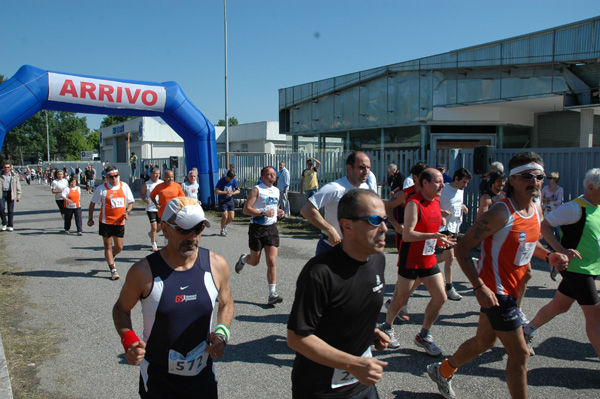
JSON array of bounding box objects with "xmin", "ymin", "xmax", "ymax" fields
[
  {"xmin": 345, "ymin": 215, "xmax": 388, "ymax": 227},
  {"xmin": 167, "ymin": 222, "xmax": 205, "ymax": 235},
  {"xmin": 515, "ymin": 173, "xmax": 545, "ymax": 181},
  {"xmin": 3, "ymin": 166, "xmax": 10, "ymax": 169}
]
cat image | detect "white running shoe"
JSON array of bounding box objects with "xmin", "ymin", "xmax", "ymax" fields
[
  {"xmin": 427, "ymin": 362, "xmax": 456, "ymax": 399},
  {"xmin": 379, "ymin": 323, "xmax": 400, "ymax": 349},
  {"xmin": 1, "ymin": 225, "xmax": 6, "ymax": 231},
  {"xmin": 446, "ymin": 287, "xmax": 462, "ymax": 301},
  {"xmin": 151, "ymin": 242, "xmax": 158, "ymax": 252},
  {"xmin": 110, "ymin": 269, "xmax": 120, "ymax": 280}
]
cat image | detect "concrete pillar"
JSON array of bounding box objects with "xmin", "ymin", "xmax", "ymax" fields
[
  {"xmin": 580, "ymin": 108, "xmax": 594, "ymax": 147},
  {"xmin": 531, "ymin": 114, "xmax": 540, "ymax": 148},
  {"xmin": 497, "ymin": 125, "xmax": 504, "ymax": 149},
  {"xmin": 420, "ymin": 125, "xmax": 427, "ymax": 162}
]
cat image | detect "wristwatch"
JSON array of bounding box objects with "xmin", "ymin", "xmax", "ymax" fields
[{"xmin": 261, "ymin": 210, "xmax": 266, "ymax": 216}]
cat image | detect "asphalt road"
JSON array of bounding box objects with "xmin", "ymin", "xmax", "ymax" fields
[{"xmin": 2, "ymin": 182, "xmax": 599, "ymax": 398}]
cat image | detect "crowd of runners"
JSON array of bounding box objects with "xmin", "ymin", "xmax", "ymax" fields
[{"xmin": 1, "ymin": 150, "xmax": 597, "ymax": 399}]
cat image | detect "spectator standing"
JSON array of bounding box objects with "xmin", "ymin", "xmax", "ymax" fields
[
  {"xmin": 436, "ymin": 163, "xmax": 453, "ymax": 184},
  {"xmin": 61, "ymin": 176, "xmax": 83, "ymax": 235},
  {"xmin": 379, "ymin": 163, "xmax": 405, "ymax": 194},
  {"xmin": 276, "ymin": 161, "xmax": 290, "ymax": 217},
  {"xmin": 130, "ymin": 152, "xmax": 138, "ymax": 180},
  {"xmin": 299, "ymin": 157, "xmax": 320, "ymax": 200},
  {"xmin": 478, "ymin": 161, "xmax": 504, "ymax": 195},
  {"xmin": 51, "ymin": 170, "xmax": 69, "ymax": 220},
  {"xmin": 214, "ymin": 170, "xmax": 240, "ymax": 237},
  {"xmin": 0, "ymin": 162, "xmax": 21, "ymax": 231}
]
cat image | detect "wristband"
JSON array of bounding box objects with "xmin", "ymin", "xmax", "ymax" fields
[
  {"xmin": 214, "ymin": 324, "xmax": 230, "ymax": 345},
  {"xmin": 545, "ymin": 252, "xmax": 552, "ymax": 263},
  {"xmin": 473, "ymin": 283, "xmax": 484, "ymax": 292},
  {"xmin": 121, "ymin": 330, "xmax": 140, "ymax": 352}
]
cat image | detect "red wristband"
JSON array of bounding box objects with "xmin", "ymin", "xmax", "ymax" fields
[{"xmin": 121, "ymin": 330, "xmax": 140, "ymax": 352}]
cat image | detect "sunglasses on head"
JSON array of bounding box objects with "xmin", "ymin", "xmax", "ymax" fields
[
  {"xmin": 167, "ymin": 222, "xmax": 205, "ymax": 235},
  {"xmin": 515, "ymin": 173, "xmax": 545, "ymax": 181},
  {"xmin": 345, "ymin": 215, "xmax": 388, "ymax": 226}
]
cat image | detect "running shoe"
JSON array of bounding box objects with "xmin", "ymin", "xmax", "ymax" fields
[
  {"xmin": 550, "ymin": 266, "xmax": 559, "ymax": 281},
  {"xmin": 414, "ymin": 333, "xmax": 442, "ymax": 357},
  {"xmin": 151, "ymin": 242, "xmax": 158, "ymax": 252},
  {"xmin": 384, "ymin": 298, "xmax": 410, "ymax": 323},
  {"xmin": 235, "ymin": 254, "xmax": 247, "ymax": 274},
  {"xmin": 1, "ymin": 225, "xmax": 6, "ymax": 231},
  {"xmin": 446, "ymin": 287, "xmax": 462, "ymax": 301},
  {"xmin": 220, "ymin": 229, "xmax": 227, "ymax": 237},
  {"xmin": 267, "ymin": 294, "xmax": 283, "ymax": 305},
  {"xmin": 111, "ymin": 269, "xmax": 120, "ymax": 280},
  {"xmin": 524, "ymin": 332, "xmax": 536, "ymax": 356},
  {"xmin": 64, "ymin": 230, "xmax": 70, "ymax": 234},
  {"xmin": 379, "ymin": 324, "xmax": 400, "ymax": 349},
  {"xmin": 77, "ymin": 231, "xmax": 83, "ymax": 236},
  {"xmin": 7, "ymin": 227, "xmax": 13, "ymax": 232},
  {"xmin": 427, "ymin": 362, "xmax": 456, "ymax": 399}
]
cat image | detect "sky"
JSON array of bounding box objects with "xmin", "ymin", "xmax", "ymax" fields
[{"xmin": 1, "ymin": 0, "xmax": 599, "ymax": 131}]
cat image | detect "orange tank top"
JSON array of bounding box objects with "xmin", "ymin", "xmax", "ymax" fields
[
  {"xmin": 100, "ymin": 183, "xmax": 127, "ymax": 225},
  {"xmin": 478, "ymin": 198, "xmax": 540, "ymax": 298},
  {"xmin": 65, "ymin": 186, "xmax": 81, "ymax": 209}
]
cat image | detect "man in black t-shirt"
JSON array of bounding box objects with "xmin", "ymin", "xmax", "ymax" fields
[{"xmin": 287, "ymin": 189, "xmax": 390, "ymax": 399}]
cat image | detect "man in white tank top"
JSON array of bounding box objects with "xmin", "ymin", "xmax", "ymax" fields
[
  {"xmin": 140, "ymin": 167, "xmax": 163, "ymax": 251},
  {"xmin": 235, "ymin": 166, "xmax": 286, "ymax": 305}
]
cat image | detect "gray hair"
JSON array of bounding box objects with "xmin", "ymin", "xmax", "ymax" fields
[
  {"xmin": 584, "ymin": 168, "xmax": 600, "ymax": 189},
  {"xmin": 388, "ymin": 163, "xmax": 398, "ymax": 171},
  {"xmin": 491, "ymin": 161, "xmax": 504, "ymax": 173}
]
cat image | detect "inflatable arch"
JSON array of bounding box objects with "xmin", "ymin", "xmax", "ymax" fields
[{"xmin": 0, "ymin": 65, "xmax": 218, "ymax": 205}]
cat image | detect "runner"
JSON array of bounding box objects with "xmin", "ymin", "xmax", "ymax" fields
[
  {"xmin": 427, "ymin": 152, "xmax": 569, "ymax": 399},
  {"xmin": 87, "ymin": 166, "xmax": 135, "ymax": 280},
  {"xmin": 234, "ymin": 166, "xmax": 286, "ymax": 305},
  {"xmin": 50, "ymin": 169, "xmax": 69, "ymax": 220},
  {"xmin": 61, "ymin": 175, "xmax": 83, "ymax": 235},
  {"xmin": 380, "ymin": 168, "xmax": 455, "ymax": 355},
  {"xmin": 214, "ymin": 170, "xmax": 240, "ymax": 237},
  {"xmin": 140, "ymin": 167, "xmax": 163, "ymax": 251},
  {"xmin": 112, "ymin": 197, "xmax": 234, "ymax": 398},
  {"xmin": 300, "ymin": 151, "xmax": 372, "ymax": 256},
  {"xmin": 524, "ymin": 168, "xmax": 600, "ymax": 358},
  {"xmin": 150, "ymin": 170, "xmax": 185, "ymax": 219},
  {"xmin": 181, "ymin": 168, "xmax": 201, "ymax": 204},
  {"xmin": 287, "ymin": 189, "xmax": 390, "ymax": 398},
  {"xmin": 437, "ymin": 167, "xmax": 472, "ymax": 301}
]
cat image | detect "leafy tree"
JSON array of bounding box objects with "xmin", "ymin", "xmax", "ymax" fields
[
  {"xmin": 217, "ymin": 117, "xmax": 239, "ymax": 126},
  {"xmin": 86, "ymin": 130, "xmax": 101, "ymax": 152},
  {"xmin": 100, "ymin": 115, "xmax": 135, "ymax": 128}
]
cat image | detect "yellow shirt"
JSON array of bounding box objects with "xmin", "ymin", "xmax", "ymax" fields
[{"xmin": 302, "ymin": 168, "xmax": 318, "ymax": 191}]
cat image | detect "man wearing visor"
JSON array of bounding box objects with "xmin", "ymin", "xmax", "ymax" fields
[
  {"xmin": 427, "ymin": 152, "xmax": 569, "ymax": 399},
  {"xmin": 88, "ymin": 166, "xmax": 135, "ymax": 280},
  {"xmin": 113, "ymin": 197, "xmax": 234, "ymax": 398}
]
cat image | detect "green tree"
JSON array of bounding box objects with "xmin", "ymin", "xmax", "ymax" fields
[
  {"xmin": 217, "ymin": 117, "xmax": 239, "ymax": 126},
  {"xmin": 100, "ymin": 115, "xmax": 135, "ymax": 128},
  {"xmin": 86, "ymin": 130, "xmax": 101, "ymax": 152}
]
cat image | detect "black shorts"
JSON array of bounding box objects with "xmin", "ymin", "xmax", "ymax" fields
[
  {"xmin": 146, "ymin": 211, "xmax": 160, "ymax": 224},
  {"xmin": 219, "ymin": 200, "xmax": 235, "ymax": 212},
  {"xmin": 55, "ymin": 199, "xmax": 66, "ymax": 215},
  {"xmin": 557, "ymin": 270, "xmax": 600, "ymax": 306},
  {"xmin": 398, "ymin": 264, "xmax": 441, "ymax": 280},
  {"xmin": 139, "ymin": 362, "xmax": 217, "ymax": 399},
  {"xmin": 435, "ymin": 231, "xmax": 455, "ymax": 255},
  {"xmin": 248, "ymin": 223, "xmax": 279, "ymax": 251},
  {"xmin": 481, "ymin": 294, "xmax": 522, "ymax": 331},
  {"xmin": 99, "ymin": 222, "xmax": 125, "ymax": 238}
]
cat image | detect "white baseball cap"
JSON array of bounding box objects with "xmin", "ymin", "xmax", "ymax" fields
[{"xmin": 162, "ymin": 197, "xmax": 211, "ymax": 229}]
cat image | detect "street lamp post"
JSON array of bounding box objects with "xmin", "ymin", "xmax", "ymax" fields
[
  {"xmin": 44, "ymin": 110, "xmax": 50, "ymax": 162},
  {"xmin": 224, "ymin": 0, "xmax": 229, "ymax": 167}
]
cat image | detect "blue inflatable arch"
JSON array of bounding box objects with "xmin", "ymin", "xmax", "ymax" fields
[{"xmin": 0, "ymin": 65, "xmax": 218, "ymax": 205}]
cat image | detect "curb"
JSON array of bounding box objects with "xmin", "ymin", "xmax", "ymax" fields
[{"xmin": 0, "ymin": 331, "xmax": 14, "ymax": 399}]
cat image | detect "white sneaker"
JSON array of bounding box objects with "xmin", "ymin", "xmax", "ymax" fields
[
  {"xmin": 1, "ymin": 225, "xmax": 6, "ymax": 231},
  {"xmin": 220, "ymin": 229, "xmax": 227, "ymax": 237},
  {"xmin": 446, "ymin": 287, "xmax": 462, "ymax": 301},
  {"xmin": 151, "ymin": 242, "xmax": 158, "ymax": 252},
  {"xmin": 6, "ymin": 227, "xmax": 14, "ymax": 232},
  {"xmin": 415, "ymin": 333, "xmax": 442, "ymax": 357},
  {"xmin": 110, "ymin": 269, "xmax": 120, "ymax": 280},
  {"xmin": 427, "ymin": 362, "xmax": 456, "ymax": 398},
  {"xmin": 379, "ymin": 324, "xmax": 400, "ymax": 349}
]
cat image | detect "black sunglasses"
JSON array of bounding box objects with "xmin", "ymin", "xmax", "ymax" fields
[
  {"xmin": 167, "ymin": 222, "xmax": 205, "ymax": 235},
  {"xmin": 516, "ymin": 173, "xmax": 545, "ymax": 181},
  {"xmin": 108, "ymin": 174, "xmax": 119, "ymax": 178},
  {"xmin": 345, "ymin": 215, "xmax": 388, "ymax": 227}
]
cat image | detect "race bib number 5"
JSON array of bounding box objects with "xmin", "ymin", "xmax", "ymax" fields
[
  {"xmin": 168, "ymin": 342, "xmax": 209, "ymax": 376},
  {"xmin": 331, "ymin": 347, "xmax": 372, "ymax": 389}
]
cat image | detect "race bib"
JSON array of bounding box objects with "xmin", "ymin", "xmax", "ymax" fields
[
  {"xmin": 168, "ymin": 342, "xmax": 209, "ymax": 376},
  {"xmin": 67, "ymin": 201, "xmax": 77, "ymax": 209},
  {"xmin": 331, "ymin": 347, "xmax": 372, "ymax": 389},
  {"xmin": 514, "ymin": 242, "xmax": 535, "ymax": 266},
  {"xmin": 110, "ymin": 197, "xmax": 125, "ymax": 208},
  {"xmin": 453, "ymin": 205, "xmax": 462, "ymax": 218},
  {"xmin": 423, "ymin": 239, "xmax": 437, "ymax": 256}
]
